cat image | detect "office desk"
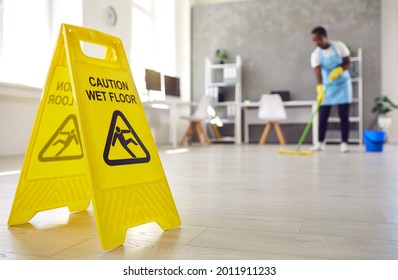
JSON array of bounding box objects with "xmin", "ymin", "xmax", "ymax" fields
[
  {"xmin": 142, "ymin": 98, "xmax": 194, "ymax": 148},
  {"xmin": 143, "ymin": 99, "xmax": 318, "ymax": 146},
  {"xmin": 240, "ymin": 100, "xmax": 318, "ymax": 144}
]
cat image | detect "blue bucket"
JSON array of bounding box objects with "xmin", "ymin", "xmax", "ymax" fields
[{"xmin": 363, "ymin": 130, "xmax": 386, "ymax": 152}]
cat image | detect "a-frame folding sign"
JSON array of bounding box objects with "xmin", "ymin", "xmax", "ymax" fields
[{"xmin": 8, "ymin": 24, "xmax": 181, "ymax": 250}]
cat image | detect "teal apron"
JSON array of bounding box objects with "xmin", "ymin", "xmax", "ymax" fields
[{"xmin": 319, "ymin": 43, "xmax": 352, "ymax": 105}]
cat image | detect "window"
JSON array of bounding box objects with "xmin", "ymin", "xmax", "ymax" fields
[
  {"xmin": 0, "ymin": 0, "xmax": 173, "ymax": 91},
  {"xmin": 133, "ymin": 0, "xmax": 152, "ymax": 11},
  {"xmin": 0, "ymin": 0, "xmax": 82, "ymax": 88},
  {"xmin": 131, "ymin": 1, "xmax": 154, "ymax": 96},
  {"xmin": 130, "ymin": 0, "xmax": 175, "ymax": 98},
  {"xmin": 50, "ymin": 0, "xmax": 82, "ymax": 44},
  {"xmin": 0, "ymin": 0, "xmax": 51, "ymax": 87}
]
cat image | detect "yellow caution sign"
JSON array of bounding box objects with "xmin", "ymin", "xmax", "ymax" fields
[{"xmin": 8, "ymin": 24, "xmax": 181, "ymax": 250}]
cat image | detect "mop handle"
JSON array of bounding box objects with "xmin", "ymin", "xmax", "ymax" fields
[
  {"xmin": 296, "ymin": 83, "xmax": 331, "ymax": 150},
  {"xmin": 296, "ymin": 105, "xmax": 320, "ymax": 150}
]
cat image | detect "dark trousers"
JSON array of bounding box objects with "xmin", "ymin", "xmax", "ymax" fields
[{"xmin": 318, "ymin": 103, "xmax": 350, "ymax": 143}]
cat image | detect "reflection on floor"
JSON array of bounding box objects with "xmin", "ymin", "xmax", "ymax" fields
[{"xmin": 1, "ymin": 144, "xmax": 398, "ymax": 260}]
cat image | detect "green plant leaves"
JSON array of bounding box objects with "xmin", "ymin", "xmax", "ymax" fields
[
  {"xmin": 373, "ymin": 95, "xmax": 398, "ymax": 116},
  {"xmin": 215, "ymin": 49, "xmax": 228, "ymax": 62}
]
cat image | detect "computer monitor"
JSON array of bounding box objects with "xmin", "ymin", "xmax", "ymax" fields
[
  {"xmin": 145, "ymin": 69, "xmax": 161, "ymax": 91},
  {"xmin": 164, "ymin": 75, "xmax": 180, "ymax": 97},
  {"xmin": 271, "ymin": 90, "xmax": 290, "ymax": 101}
]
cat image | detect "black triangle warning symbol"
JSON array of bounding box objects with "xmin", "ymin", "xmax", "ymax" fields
[
  {"xmin": 38, "ymin": 114, "xmax": 83, "ymax": 162},
  {"xmin": 103, "ymin": 110, "xmax": 150, "ymax": 166}
]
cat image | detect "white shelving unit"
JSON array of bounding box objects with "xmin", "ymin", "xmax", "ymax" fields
[
  {"xmin": 204, "ymin": 55, "xmax": 242, "ymax": 144},
  {"xmin": 325, "ymin": 48, "xmax": 363, "ymax": 144}
]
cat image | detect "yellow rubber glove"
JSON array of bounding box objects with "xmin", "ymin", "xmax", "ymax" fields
[
  {"xmin": 316, "ymin": 84, "xmax": 324, "ymax": 105},
  {"xmin": 329, "ymin": 66, "xmax": 344, "ymax": 82}
]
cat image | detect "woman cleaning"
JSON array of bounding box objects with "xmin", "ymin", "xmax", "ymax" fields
[{"xmin": 310, "ymin": 26, "xmax": 352, "ymax": 153}]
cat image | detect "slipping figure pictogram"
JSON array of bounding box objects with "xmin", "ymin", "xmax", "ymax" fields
[
  {"xmin": 38, "ymin": 114, "xmax": 83, "ymax": 162},
  {"xmin": 53, "ymin": 129, "xmax": 79, "ymax": 156},
  {"xmin": 103, "ymin": 110, "xmax": 150, "ymax": 166},
  {"xmin": 111, "ymin": 126, "xmax": 138, "ymax": 158}
]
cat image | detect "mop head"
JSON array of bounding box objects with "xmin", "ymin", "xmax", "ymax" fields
[{"xmin": 278, "ymin": 149, "xmax": 314, "ymax": 156}]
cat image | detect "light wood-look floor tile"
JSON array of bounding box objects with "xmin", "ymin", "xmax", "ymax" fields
[
  {"xmin": 49, "ymin": 237, "xmax": 323, "ymax": 260},
  {"xmin": 188, "ymin": 227, "xmax": 398, "ymax": 260},
  {"xmin": 179, "ymin": 211, "xmax": 303, "ymax": 233},
  {"xmin": 1, "ymin": 144, "xmax": 398, "ymax": 259},
  {"xmin": 300, "ymin": 219, "xmax": 398, "ymax": 240},
  {"xmin": 381, "ymin": 207, "xmax": 398, "ymax": 224}
]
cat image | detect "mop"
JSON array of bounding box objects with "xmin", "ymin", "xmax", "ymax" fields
[{"xmin": 278, "ymin": 83, "xmax": 331, "ymax": 156}]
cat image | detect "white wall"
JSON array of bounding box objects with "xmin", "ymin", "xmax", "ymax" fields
[
  {"xmin": 82, "ymin": 0, "xmax": 132, "ymax": 57},
  {"xmin": 0, "ymin": 0, "xmax": 3, "ymax": 64},
  {"xmin": 0, "ymin": 84, "xmax": 41, "ymax": 156},
  {"xmin": 381, "ymin": 0, "xmax": 398, "ymax": 142},
  {"xmin": 50, "ymin": 0, "xmax": 82, "ymax": 43},
  {"xmin": 175, "ymin": 0, "xmax": 191, "ymax": 102}
]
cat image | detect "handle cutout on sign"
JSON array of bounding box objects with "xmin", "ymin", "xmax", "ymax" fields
[{"xmin": 80, "ymin": 41, "xmax": 117, "ymax": 62}]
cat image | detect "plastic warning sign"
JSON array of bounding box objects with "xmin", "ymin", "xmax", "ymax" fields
[{"xmin": 8, "ymin": 24, "xmax": 181, "ymax": 250}]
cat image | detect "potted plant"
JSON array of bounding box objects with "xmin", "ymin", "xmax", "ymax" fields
[
  {"xmin": 215, "ymin": 49, "xmax": 228, "ymax": 64},
  {"xmin": 372, "ymin": 95, "xmax": 398, "ymax": 130}
]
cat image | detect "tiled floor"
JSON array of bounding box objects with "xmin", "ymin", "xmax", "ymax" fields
[{"xmin": 1, "ymin": 144, "xmax": 398, "ymax": 259}]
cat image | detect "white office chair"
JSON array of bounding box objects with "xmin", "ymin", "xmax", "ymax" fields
[
  {"xmin": 180, "ymin": 94, "xmax": 212, "ymax": 146},
  {"xmin": 258, "ymin": 94, "xmax": 287, "ymax": 145}
]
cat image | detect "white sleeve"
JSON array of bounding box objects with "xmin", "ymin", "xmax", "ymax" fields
[
  {"xmin": 334, "ymin": 41, "xmax": 350, "ymax": 58},
  {"xmin": 311, "ymin": 49, "xmax": 321, "ymax": 68}
]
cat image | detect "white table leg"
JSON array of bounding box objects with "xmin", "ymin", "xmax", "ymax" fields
[
  {"xmin": 169, "ymin": 102, "xmax": 178, "ymax": 148},
  {"xmin": 243, "ymin": 108, "xmax": 249, "ymax": 144},
  {"xmin": 235, "ymin": 103, "xmax": 241, "ymax": 144}
]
